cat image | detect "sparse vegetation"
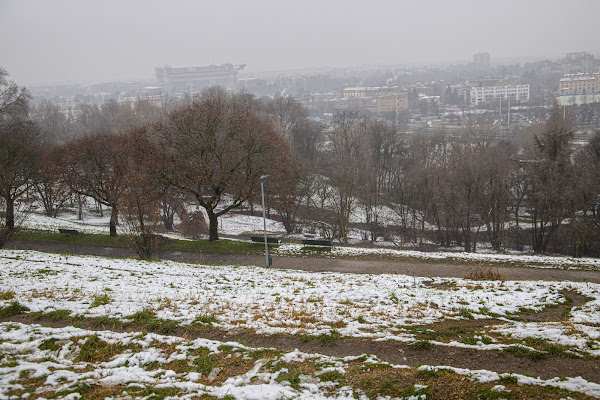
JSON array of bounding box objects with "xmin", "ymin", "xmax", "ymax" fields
[
  {"xmin": 91, "ymin": 293, "xmax": 111, "ymax": 307},
  {"xmin": 410, "ymin": 339, "xmax": 434, "ymax": 350},
  {"xmin": 466, "ymin": 264, "xmax": 506, "ymax": 280},
  {"xmin": 0, "ymin": 300, "xmax": 29, "ymax": 317},
  {"xmin": 0, "ymin": 290, "xmax": 15, "ymax": 300}
]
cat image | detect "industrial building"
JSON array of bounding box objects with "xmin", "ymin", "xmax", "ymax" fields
[{"xmin": 155, "ymin": 63, "xmax": 246, "ymax": 93}]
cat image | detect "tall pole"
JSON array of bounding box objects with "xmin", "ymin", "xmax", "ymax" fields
[
  {"xmin": 260, "ymin": 175, "xmax": 270, "ymax": 267},
  {"xmin": 507, "ymin": 95, "xmax": 511, "ymax": 126}
]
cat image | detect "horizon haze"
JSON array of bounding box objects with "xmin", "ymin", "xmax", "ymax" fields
[{"xmin": 1, "ymin": 0, "xmax": 599, "ymax": 86}]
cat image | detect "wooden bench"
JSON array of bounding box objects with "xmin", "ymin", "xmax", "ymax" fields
[
  {"xmin": 58, "ymin": 228, "xmax": 81, "ymax": 235},
  {"xmin": 250, "ymin": 236, "xmax": 279, "ymax": 244},
  {"xmin": 301, "ymin": 239, "xmax": 332, "ymax": 246}
]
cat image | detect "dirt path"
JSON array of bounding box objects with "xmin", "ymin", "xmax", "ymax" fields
[{"xmin": 6, "ymin": 239, "xmax": 600, "ymax": 283}]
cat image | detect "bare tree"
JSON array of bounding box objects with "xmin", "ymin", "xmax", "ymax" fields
[
  {"xmin": 526, "ymin": 102, "xmax": 575, "ymax": 252},
  {"xmin": 0, "ymin": 68, "xmax": 29, "ymax": 116},
  {"xmin": 32, "ymin": 100, "xmax": 76, "ymax": 144},
  {"xmin": 473, "ymin": 140, "xmax": 515, "ymax": 250},
  {"xmin": 158, "ymin": 88, "xmax": 293, "ymax": 241},
  {"xmin": 264, "ymin": 95, "xmax": 308, "ymax": 134},
  {"xmin": 119, "ymin": 129, "xmax": 164, "ymax": 259},
  {"xmin": 33, "ymin": 146, "xmax": 71, "ymax": 218},
  {"xmin": 0, "ymin": 69, "xmax": 39, "ymax": 233},
  {"xmin": 326, "ymin": 111, "xmax": 362, "ymax": 245},
  {"xmin": 64, "ymin": 133, "xmax": 129, "ymax": 236}
]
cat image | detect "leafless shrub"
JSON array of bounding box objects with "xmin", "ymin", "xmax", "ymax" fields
[
  {"xmin": 178, "ymin": 209, "xmax": 208, "ymax": 239},
  {"xmin": 466, "ymin": 264, "xmax": 505, "ymax": 281}
]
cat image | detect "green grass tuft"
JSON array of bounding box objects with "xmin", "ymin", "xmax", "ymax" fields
[
  {"xmin": 410, "ymin": 339, "xmax": 434, "ymax": 350},
  {"xmin": 503, "ymin": 345, "xmax": 548, "ymax": 360},
  {"xmin": 0, "ymin": 301, "xmax": 29, "ymax": 317},
  {"xmin": 0, "ymin": 290, "xmax": 15, "ymax": 301},
  {"xmin": 91, "ymin": 293, "xmax": 112, "ymax": 308},
  {"xmin": 317, "ymin": 330, "xmax": 341, "ymax": 343}
]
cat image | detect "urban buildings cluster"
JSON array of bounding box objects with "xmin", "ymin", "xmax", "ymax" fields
[{"xmin": 26, "ymin": 51, "xmax": 600, "ymax": 132}]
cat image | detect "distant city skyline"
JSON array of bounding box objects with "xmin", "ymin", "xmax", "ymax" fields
[{"xmin": 1, "ymin": 0, "xmax": 599, "ymax": 86}]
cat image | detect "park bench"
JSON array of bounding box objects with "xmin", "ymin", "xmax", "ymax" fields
[
  {"xmin": 250, "ymin": 236, "xmax": 279, "ymax": 244},
  {"xmin": 301, "ymin": 239, "xmax": 332, "ymax": 246},
  {"xmin": 58, "ymin": 228, "xmax": 81, "ymax": 235}
]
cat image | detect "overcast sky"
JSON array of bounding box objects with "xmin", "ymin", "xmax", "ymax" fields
[{"xmin": 1, "ymin": 0, "xmax": 599, "ymax": 85}]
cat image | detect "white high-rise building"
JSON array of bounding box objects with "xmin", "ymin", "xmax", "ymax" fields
[{"xmin": 469, "ymin": 84, "xmax": 529, "ymax": 106}]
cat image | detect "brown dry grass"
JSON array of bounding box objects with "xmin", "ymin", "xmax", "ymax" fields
[{"xmin": 466, "ymin": 264, "xmax": 506, "ymax": 281}]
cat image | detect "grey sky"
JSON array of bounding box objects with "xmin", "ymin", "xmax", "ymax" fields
[{"xmin": 1, "ymin": 0, "xmax": 599, "ymax": 85}]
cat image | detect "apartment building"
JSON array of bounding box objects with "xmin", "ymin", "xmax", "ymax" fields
[
  {"xmin": 558, "ymin": 72, "xmax": 600, "ymax": 95},
  {"xmin": 469, "ymin": 84, "xmax": 530, "ymax": 106}
]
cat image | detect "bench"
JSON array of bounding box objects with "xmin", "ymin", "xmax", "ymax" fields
[
  {"xmin": 58, "ymin": 228, "xmax": 81, "ymax": 235},
  {"xmin": 301, "ymin": 239, "xmax": 332, "ymax": 246},
  {"xmin": 250, "ymin": 236, "xmax": 279, "ymax": 244}
]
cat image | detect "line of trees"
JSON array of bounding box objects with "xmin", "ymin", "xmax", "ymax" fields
[
  {"xmin": 0, "ymin": 69, "xmax": 297, "ymax": 256},
  {"xmin": 1, "ymin": 66, "xmax": 599, "ymax": 258},
  {"xmin": 280, "ymin": 104, "xmax": 600, "ymax": 257}
]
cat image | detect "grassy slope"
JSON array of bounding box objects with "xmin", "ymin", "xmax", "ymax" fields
[{"xmin": 14, "ymin": 229, "xmax": 272, "ymax": 255}]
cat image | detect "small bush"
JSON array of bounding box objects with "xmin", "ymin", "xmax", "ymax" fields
[
  {"xmin": 179, "ymin": 210, "xmax": 208, "ymax": 239},
  {"xmin": 466, "ymin": 264, "xmax": 505, "ymax": 281},
  {"xmin": 128, "ymin": 234, "xmax": 161, "ymax": 260}
]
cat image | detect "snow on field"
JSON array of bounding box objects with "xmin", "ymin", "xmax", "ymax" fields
[
  {"xmin": 22, "ymin": 204, "xmax": 600, "ymax": 271},
  {"xmin": 0, "ymin": 322, "xmax": 353, "ymax": 399},
  {"xmin": 22, "ymin": 206, "xmax": 288, "ymax": 237},
  {"xmin": 1, "ymin": 322, "xmax": 599, "ymax": 399},
  {"xmin": 1, "ymin": 249, "xmax": 600, "ymax": 354},
  {"xmin": 275, "ymin": 243, "xmax": 600, "ymax": 270},
  {"xmin": 492, "ymin": 322, "xmax": 600, "ymax": 353},
  {"xmin": 218, "ymin": 212, "xmax": 286, "ymax": 236},
  {"xmin": 23, "ymin": 209, "xmax": 112, "ymax": 234}
]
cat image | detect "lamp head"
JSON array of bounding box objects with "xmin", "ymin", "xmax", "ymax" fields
[{"xmin": 260, "ymin": 175, "xmax": 270, "ymax": 180}]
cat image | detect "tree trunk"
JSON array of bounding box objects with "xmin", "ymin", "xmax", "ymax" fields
[
  {"xmin": 77, "ymin": 196, "xmax": 83, "ymax": 221},
  {"xmin": 162, "ymin": 208, "xmax": 174, "ymax": 230},
  {"xmin": 207, "ymin": 210, "xmax": 219, "ymax": 241},
  {"xmin": 5, "ymin": 196, "xmax": 14, "ymax": 230},
  {"xmin": 109, "ymin": 206, "xmax": 118, "ymax": 237}
]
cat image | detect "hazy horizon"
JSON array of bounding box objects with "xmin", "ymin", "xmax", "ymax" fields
[{"xmin": 1, "ymin": 0, "xmax": 599, "ymax": 86}]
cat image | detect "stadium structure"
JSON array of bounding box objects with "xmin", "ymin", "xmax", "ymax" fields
[{"xmin": 155, "ymin": 63, "xmax": 246, "ymax": 93}]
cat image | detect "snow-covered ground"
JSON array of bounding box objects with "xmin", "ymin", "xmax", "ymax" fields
[
  {"xmin": 275, "ymin": 243, "xmax": 600, "ymax": 270},
  {"xmin": 1, "ymin": 249, "xmax": 599, "ymax": 357},
  {"xmin": 2, "ymin": 322, "xmax": 599, "ymax": 399},
  {"xmin": 23, "ymin": 208, "xmax": 114, "ymax": 235},
  {"xmin": 22, "ymin": 204, "xmax": 288, "ymax": 237},
  {"xmin": 21, "ymin": 204, "xmax": 600, "ymax": 271}
]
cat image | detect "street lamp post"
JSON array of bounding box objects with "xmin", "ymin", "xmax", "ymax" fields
[{"xmin": 260, "ymin": 175, "xmax": 271, "ymax": 267}]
